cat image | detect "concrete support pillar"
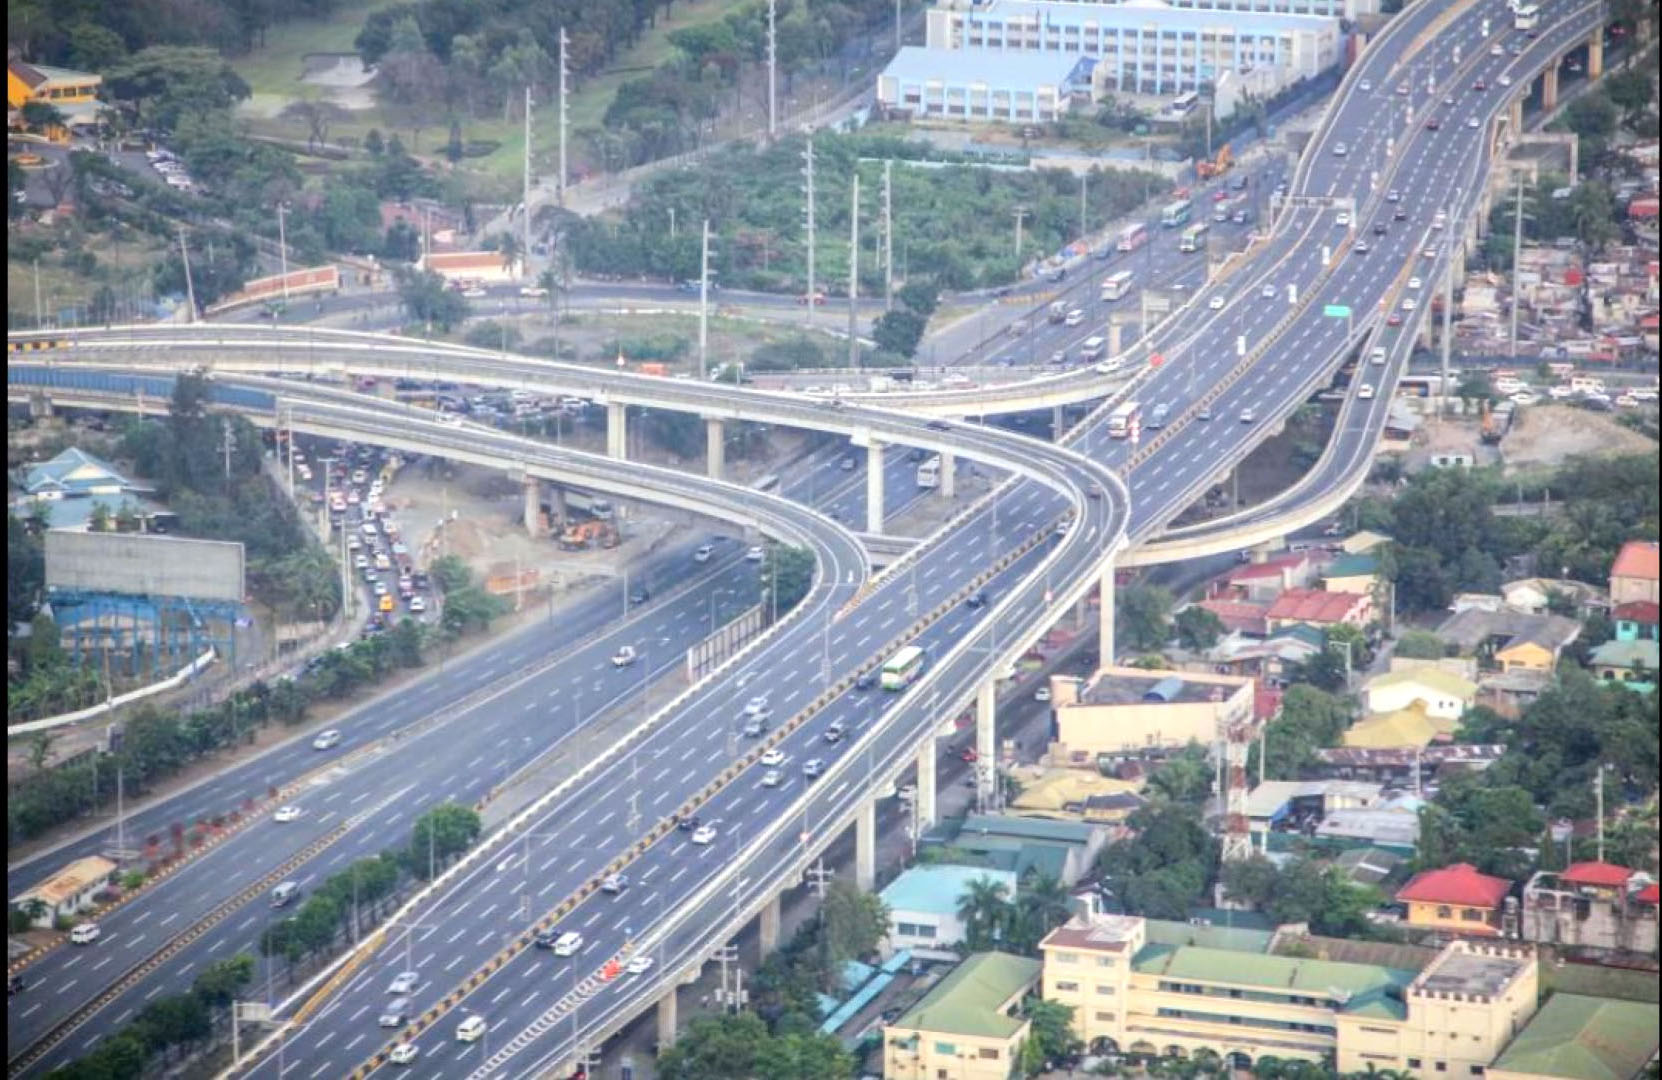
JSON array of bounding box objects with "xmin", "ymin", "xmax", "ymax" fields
[
  {"xmin": 657, "ymin": 989, "xmax": 678, "ymax": 1049},
  {"xmin": 1542, "ymin": 66, "xmax": 1559, "ymax": 111},
  {"xmin": 522, "ymin": 477, "xmax": 543, "ymax": 537},
  {"xmin": 758, "ymin": 893, "xmax": 781, "ymax": 956},
  {"xmin": 865, "ymin": 440, "xmax": 886, "ymax": 535},
  {"xmin": 939, "ymin": 450, "xmax": 956, "ymax": 499},
  {"xmin": 1509, "ymin": 97, "xmax": 1524, "ymax": 137},
  {"xmin": 916, "ymin": 738, "xmax": 938, "ymax": 830},
  {"xmin": 1053, "ymin": 405, "xmax": 1068, "ymax": 441},
  {"xmin": 606, "ymin": 402, "xmax": 627, "ymax": 459},
  {"xmin": 549, "ymin": 484, "xmax": 568, "ymax": 529},
  {"xmin": 1100, "ymin": 561, "xmax": 1117, "ymax": 667},
  {"xmin": 1588, "ymin": 34, "xmax": 1603, "ymax": 79},
  {"xmin": 976, "ymin": 677, "xmax": 997, "ymax": 806},
  {"xmin": 29, "ymin": 392, "xmax": 53, "ymax": 419},
  {"xmin": 855, "ymin": 799, "xmax": 877, "ymax": 892},
  {"xmin": 1108, "ymin": 319, "xmax": 1125, "ymax": 358},
  {"xmin": 1417, "ymin": 308, "xmax": 1436, "ymax": 351},
  {"xmin": 705, "ymin": 417, "xmax": 725, "ymax": 480}
]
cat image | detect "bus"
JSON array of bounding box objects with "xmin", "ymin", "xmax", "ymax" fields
[
  {"xmin": 1101, "ymin": 270, "xmax": 1134, "ymax": 301},
  {"xmin": 916, "ymin": 455, "xmax": 941, "ymax": 489},
  {"xmin": 1106, "ymin": 400, "xmax": 1141, "ymax": 438},
  {"xmin": 1170, "ymin": 91, "xmax": 1200, "ymax": 116},
  {"xmin": 1115, "ymin": 222, "xmax": 1149, "ymax": 252},
  {"xmin": 1512, "ymin": 3, "xmax": 1539, "ymax": 30},
  {"xmin": 880, "ymin": 644, "xmax": 927, "ymax": 690},
  {"xmin": 1179, "ymin": 223, "xmax": 1210, "ymax": 253},
  {"xmin": 1160, "ymin": 199, "xmax": 1193, "ymax": 228}
]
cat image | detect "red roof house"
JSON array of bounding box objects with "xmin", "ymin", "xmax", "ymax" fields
[
  {"xmin": 1636, "ymin": 883, "xmax": 1660, "ymax": 905},
  {"xmin": 1198, "ymin": 599, "xmax": 1270, "ymax": 637},
  {"xmin": 1265, "ymin": 587, "xmax": 1373, "ymax": 631},
  {"xmin": 1397, "ymin": 863, "xmax": 1513, "ymax": 936},
  {"xmin": 1610, "ymin": 541, "xmax": 1660, "ymax": 606},
  {"xmin": 1559, "ymin": 862, "xmax": 1638, "ymax": 890}
]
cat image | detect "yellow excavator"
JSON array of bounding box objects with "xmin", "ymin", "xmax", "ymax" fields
[
  {"xmin": 558, "ymin": 520, "xmax": 620, "ymax": 550},
  {"xmin": 1196, "ymin": 144, "xmax": 1234, "ymax": 180}
]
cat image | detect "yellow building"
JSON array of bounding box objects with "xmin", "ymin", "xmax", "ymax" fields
[
  {"xmin": 1343, "ymin": 702, "xmax": 1456, "ymax": 750},
  {"xmin": 7, "ymin": 59, "xmax": 104, "ymax": 141},
  {"xmin": 882, "ymin": 952, "xmax": 1040, "ymax": 1080},
  {"xmin": 1049, "ymin": 666, "xmax": 1253, "ymax": 764},
  {"xmin": 1039, "ymin": 914, "xmax": 1539, "ymax": 1074},
  {"xmin": 1395, "ymin": 863, "xmax": 1514, "ymax": 938}
]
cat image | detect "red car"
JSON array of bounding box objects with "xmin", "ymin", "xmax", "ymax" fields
[
  {"xmin": 1212, "ymin": 189, "xmax": 1229, "ymax": 202},
  {"xmin": 1425, "ymin": 118, "xmax": 1441, "ymax": 130},
  {"xmin": 1387, "ymin": 312, "xmax": 1404, "ymax": 327},
  {"xmin": 1473, "ymin": 79, "xmax": 1487, "ymax": 91},
  {"xmin": 961, "ymin": 747, "xmax": 979, "ymax": 763}
]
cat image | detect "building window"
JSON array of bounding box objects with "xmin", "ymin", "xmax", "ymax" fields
[
  {"xmin": 1409, "ymin": 1061, "xmax": 1423, "ymax": 1070},
  {"xmin": 1096, "ymin": 957, "xmax": 1117, "ymax": 968},
  {"xmin": 978, "ymin": 1049, "xmax": 1001, "ymax": 1060},
  {"xmin": 1436, "ymin": 905, "xmax": 1453, "ymax": 918},
  {"xmin": 1461, "ymin": 908, "xmax": 1484, "ymax": 922},
  {"xmin": 1471, "ymin": 1068, "xmax": 1486, "ymax": 1076},
  {"xmin": 1096, "ymin": 1011, "xmax": 1117, "ymax": 1022},
  {"xmin": 1437, "ymin": 1064, "xmax": 1448, "ymax": 1073},
  {"xmin": 935, "ymin": 1042, "xmax": 957, "ymax": 1056},
  {"xmin": 1095, "ymin": 985, "xmax": 1117, "ymax": 996},
  {"xmin": 1056, "ymin": 981, "xmax": 1081, "ymax": 992},
  {"xmin": 915, "ymin": 924, "xmax": 937, "ymax": 940},
  {"xmin": 1056, "ymin": 952, "xmax": 1078, "ymax": 965}
]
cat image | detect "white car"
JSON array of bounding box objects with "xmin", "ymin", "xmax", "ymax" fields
[
  {"xmin": 1423, "ymin": 246, "xmax": 1438, "ymax": 258},
  {"xmin": 626, "ymin": 956, "xmax": 655, "ymax": 976},
  {"xmin": 1401, "ymin": 298, "xmax": 1417, "ymax": 312},
  {"xmin": 742, "ymin": 696, "xmax": 770, "ymax": 718},
  {"xmin": 461, "ymin": 287, "xmax": 488, "ymax": 299},
  {"xmin": 1466, "ymin": 116, "xmax": 1481, "ymax": 129},
  {"xmin": 1208, "ymin": 295, "xmax": 1225, "ymax": 310},
  {"xmin": 408, "ymin": 595, "xmax": 427, "ymax": 613},
  {"xmin": 1615, "ymin": 394, "xmax": 1640, "ymax": 408},
  {"xmin": 745, "ymin": 546, "xmax": 765, "ymax": 562},
  {"xmin": 1063, "ymin": 309, "xmax": 1084, "ymax": 327},
  {"xmin": 693, "ymin": 544, "xmax": 714, "ymax": 563},
  {"xmin": 1499, "ymin": 74, "xmax": 1512, "ymax": 87},
  {"xmin": 1490, "ymin": 44, "xmax": 1504, "ymax": 56},
  {"xmin": 1369, "ymin": 347, "xmax": 1387, "ymax": 365},
  {"xmin": 1033, "ymin": 686, "xmax": 1052, "ymax": 703},
  {"xmin": 1547, "ymin": 384, "xmax": 1576, "ymax": 399},
  {"xmin": 388, "ymin": 971, "xmax": 419, "ymax": 995},
  {"xmin": 389, "ymin": 1044, "xmax": 419, "ymax": 1065},
  {"xmin": 273, "ymin": 805, "xmax": 302, "ymax": 823},
  {"xmin": 1335, "ymin": 212, "xmax": 1351, "ymax": 227},
  {"xmin": 760, "ymin": 769, "xmax": 783, "ymax": 788},
  {"xmin": 1358, "ymin": 79, "xmax": 1373, "ymax": 92},
  {"xmin": 1333, "ymin": 142, "xmax": 1348, "ymax": 157},
  {"xmin": 69, "ymin": 922, "xmax": 101, "ymax": 945},
  {"xmin": 1407, "ymin": 277, "xmax": 1422, "ymax": 290},
  {"xmin": 760, "ymin": 748, "xmax": 785, "ymax": 767},
  {"xmin": 1357, "ymin": 384, "xmax": 1375, "ymax": 400},
  {"xmin": 1511, "ymin": 391, "xmax": 1540, "ymax": 406},
  {"xmin": 690, "ymin": 825, "xmax": 717, "ymax": 845},
  {"xmin": 519, "ymin": 285, "xmax": 549, "ymax": 298},
  {"xmin": 312, "ymin": 729, "xmax": 342, "ymax": 750},
  {"xmin": 1260, "ymin": 283, "xmax": 1277, "ymax": 299}
]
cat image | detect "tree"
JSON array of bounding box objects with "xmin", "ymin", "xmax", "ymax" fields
[
  {"xmin": 102, "ymin": 47, "xmax": 251, "ymax": 132},
  {"xmin": 1022, "ymin": 997, "xmax": 1078, "ymax": 1063},
  {"xmin": 956, "ymin": 874, "xmax": 1013, "ymax": 952},
  {"xmin": 407, "ymin": 802, "xmax": 482, "ymax": 877},
  {"xmin": 1146, "ymin": 744, "xmax": 1212, "ymax": 805},
  {"xmin": 1011, "ymin": 873, "xmax": 1074, "ymax": 953},
  {"xmin": 872, "ymin": 308, "xmax": 927, "ymax": 358},
  {"xmin": 819, "ymin": 879, "xmax": 888, "ymax": 981},
  {"xmin": 1559, "ymin": 92, "xmax": 1618, "ymax": 156},
  {"xmin": 1393, "ymin": 629, "xmax": 1446, "ymax": 660},
  {"xmin": 1605, "ymin": 68, "xmax": 1656, "ymax": 127},
  {"xmin": 1174, "ymin": 605, "xmax": 1225, "ymax": 651},
  {"xmin": 763, "ymin": 545, "xmax": 814, "ymax": 618},
  {"xmin": 395, "ymin": 268, "xmax": 470, "ymax": 330},
  {"xmin": 1252, "ymin": 684, "xmax": 1353, "ymax": 780},
  {"xmin": 658, "ymin": 1011, "xmax": 854, "ymax": 1080},
  {"xmin": 66, "ymin": 21, "xmax": 129, "ymax": 70},
  {"xmin": 1116, "ymin": 585, "xmax": 1173, "ymax": 652}
]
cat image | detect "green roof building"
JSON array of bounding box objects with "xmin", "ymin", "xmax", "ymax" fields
[
  {"xmin": 1490, "ymin": 994, "xmax": 1660, "ymax": 1080},
  {"xmin": 883, "ymin": 952, "xmax": 1041, "ymax": 1080}
]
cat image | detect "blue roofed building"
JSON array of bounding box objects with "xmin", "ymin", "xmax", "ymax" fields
[
  {"xmin": 877, "ymin": 46, "xmax": 1087, "ymax": 122},
  {"xmin": 881, "ymin": 865, "xmax": 1020, "ymax": 960}
]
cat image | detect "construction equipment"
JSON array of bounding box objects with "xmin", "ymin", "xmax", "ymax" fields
[
  {"xmin": 558, "ymin": 520, "xmax": 620, "ymax": 550},
  {"xmin": 1480, "ymin": 399, "xmax": 1504, "ymax": 445},
  {"xmin": 1196, "ymin": 144, "xmax": 1233, "ymax": 180}
]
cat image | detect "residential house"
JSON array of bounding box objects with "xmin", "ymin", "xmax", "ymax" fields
[
  {"xmin": 1312, "ymin": 805, "xmax": 1421, "ymax": 852},
  {"xmin": 1246, "ymin": 779, "xmax": 1381, "ymax": 849},
  {"xmin": 1434, "ymin": 609, "xmax": 1581, "ymax": 672},
  {"xmin": 1264, "ymin": 588, "xmax": 1373, "ymax": 632},
  {"xmin": 1608, "ymin": 540, "xmax": 1659, "ymax": 606},
  {"xmin": 881, "ymin": 866, "xmax": 1020, "ymax": 960},
  {"xmin": 1586, "ymin": 639, "xmax": 1658, "ymax": 691},
  {"xmin": 1048, "ymin": 666, "xmax": 1254, "ymax": 765},
  {"xmin": 1341, "ymin": 530, "xmax": 1392, "ymax": 555},
  {"xmin": 881, "ymin": 952, "xmax": 1040, "ymax": 1080},
  {"xmin": 1209, "ymin": 551, "xmax": 1323, "ymax": 604},
  {"xmin": 924, "ymin": 814, "xmax": 1107, "ymax": 886},
  {"xmin": 1308, "ymin": 744, "xmax": 1506, "ymax": 787},
  {"xmin": 1195, "ymin": 599, "xmax": 1270, "ymax": 637},
  {"xmin": 21, "ymin": 447, "xmax": 133, "ymax": 500},
  {"xmin": 1395, "ymin": 862, "xmax": 1513, "ymax": 937},
  {"xmin": 1612, "ymin": 601, "xmax": 1659, "ymax": 643},
  {"xmin": 7, "ymin": 59, "xmax": 105, "ymax": 141},
  {"xmin": 1501, "ymin": 578, "xmax": 1607, "ymax": 616},
  {"xmin": 1323, "ymin": 552, "xmax": 1383, "ymax": 597},
  {"xmin": 1362, "ymin": 668, "xmax": 1476, "ymax": 723},
  {"xmin": 1006, "ymin": 768, "xmax": 1145, "ymax": 825},
  {"xmin": 1203, "ymin": 626, "xmax": 1323, "ymax": 682},
  {"xmin": 1522, "ymin": 862, "xmax": 1659, "ymax": 955},
  {"xmin": 1343, "ymin": 702, "xmax": 1453, "ymax": 750},
  {"xmin": 9, "ymin": 855, "xmax": 117, "ymax": 926},
  {"xmin": 1487, "ymin": 994, "xmax": 1659, "ymax": 1080},
  {"xmin": 1040, "ymin": 914, "xmax": 1539, "ymax": 1075}
]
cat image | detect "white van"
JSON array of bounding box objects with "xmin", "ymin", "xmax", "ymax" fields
[
  {"xmin": 69, "ymin": 922, "xmax": 101, "ymax": 945},
  {"xmin": 456, "ymin": 1015, "xmax": 487, "ymax": 1043},
  {"xmin": 552, "ymin": 932, "xmax": 583, "ymax": 956},
  {"xmin": 1080, "ymin": 336, "xmax": 1106, "ymax": 361}
]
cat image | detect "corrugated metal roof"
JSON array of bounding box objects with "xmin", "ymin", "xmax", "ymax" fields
[
  {"xmin": 1491, "ymin": 994, "xmax": 1660, "ymax": 1080},
  {"xmin": 890, "ymin": 952, "xmax": 1041, "ymax": 1040}
]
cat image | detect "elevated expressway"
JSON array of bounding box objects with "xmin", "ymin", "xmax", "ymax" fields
[{"xmin": 3, "ymin": 0, "xmax": 1614, "ymax": 1074}]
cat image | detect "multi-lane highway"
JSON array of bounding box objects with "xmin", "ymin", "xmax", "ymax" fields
[{"xmin": 4, "ymin": 0, "xmax": 1614, "ymax": 1073}]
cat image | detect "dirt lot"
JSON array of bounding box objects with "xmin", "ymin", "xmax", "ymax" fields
[{"xmin": 1499, "ymin": 404, "xmax": 1656, "ymax": 472}]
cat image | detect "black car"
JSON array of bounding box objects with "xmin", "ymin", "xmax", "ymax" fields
[
  {"xmin": 533, "ymin": 929, "xmax": 559, "ymax": 948},
  {"xmin": 907, "ymin": 447, "xmax": 927, "ymax": 462},
  {"xmin": 1393, "ymin": 208, "xmax": 1407, "ymax": 221},
  {"xmin": 966, "ymin": 590, "xmax": 989, "ymax": 609},
  {"xmin": 1372, "ymin": 222, "xmax": 1387, "ymax": 235},
  {"xmin": 926, "ymin": 420, "xmax": 951, "ymax": 432},
  {"xmin": 675, "ymin": 815, "xmax": 700, "ymax": 831},
  {"xmin": 629, "ymin": 586, "xmax": 651, "ymax": 604},
  {"xmin": 854, "ymin": 671, "xmax": 877, "ymax": 690}
]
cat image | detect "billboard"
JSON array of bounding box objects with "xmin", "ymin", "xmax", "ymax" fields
[{"xmin": 45, "ymin": 532, "xmax": 245, "ymax": 603}]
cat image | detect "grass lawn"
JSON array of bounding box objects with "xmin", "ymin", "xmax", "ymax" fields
[
  {"xmin": 230, "ymin": 0, "xmax": 750, "ymax": 190},
  {"xmin": 8, "ymin": 228, "xmax": 170, "ymax": 325}
]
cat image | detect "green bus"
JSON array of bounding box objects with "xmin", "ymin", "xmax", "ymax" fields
[{"xmin": 880, "ymin": 644, "xmax": 927, "ymax": 691}]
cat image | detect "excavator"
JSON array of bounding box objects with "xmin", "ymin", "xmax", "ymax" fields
[
  {"xmin": 1480, "ymin": 399, "xmax": 1504, "ymax": 445},
  {"xmin": 1195, "ymin": 144, "xmax": 1234, "ymax": 180},
  {"xmin": 558, "ymin": 519, "xmax": 620, "ymax": 550}
]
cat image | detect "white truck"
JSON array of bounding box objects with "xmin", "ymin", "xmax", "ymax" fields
[
  {"xmin": 1047, "ymin": 300, "xmax": 1068, "ymax": 324},
  {"xmin": 868, "ymin": 375, "xmax": 895, "ymax": 393}
]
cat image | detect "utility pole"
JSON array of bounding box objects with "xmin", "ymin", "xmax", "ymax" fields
[
  {"xmin": 522, "ymin": 85, "xmax": 533, "ymax": 274},
  {"xmin": 1595, "ymin": 767, "xmax": 1606, "ymax": 863},
  {"xmin": 767, "ymin": 0, "xmax": 778, "ymax": 139},
  {"xmin": 848, "ymin": 171, "xmax": 860, "ymax": 369},
  {"xmin": 802, "ymin": 135, "xmax": 816, "ymax": 325},
  {"xmin": 1012, "ymin": 206, "xmax": 1028, "ymax": 262},
  {"xmin": 1508, "ymin": 172, "xmax": 1524, "ymax": 364},
  {"xmin": 699, "ymin": 220, "xmax": 713, "ymax": 380},
  {"xmin": 33, "ymin": 259, "xmax": 42, "ymax": 327},
  {"xmin": 1080, "ymin": 171, "xmax": 1088, "ymax": 242},
  {"xmin": 882, "ymin": 159, "xmax": 894, "ymax": 310},
  {"xmin": 557, "ymin": 28, "xmax": 570, "ymax": 207},
  {"xmin": 1440, "ymin": 231, "xmax": 1455, "ymax": 414},
  {"xmin": 177, "ymin": 224, "xmax": 197, "ymax": 322},
  {"xmin": 895, "ymin": 0, "xmax": 904, "ymax": 52},
  {"xmin": 276, "ymin": 203, "xmax": 290, "ymax": 301}
]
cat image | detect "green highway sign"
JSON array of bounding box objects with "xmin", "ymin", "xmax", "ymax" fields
[{"xmin": 1322, "ymin": 304, "xmax": 1352, "ymax": 318}]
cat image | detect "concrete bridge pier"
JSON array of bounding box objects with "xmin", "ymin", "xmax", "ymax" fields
[
  {"xmin": 855, "ymin": 798, "xmax": 877, "ymax": 891},
  {"xmin": 607, "ymin": 402, "xmax": 627, "ymax": 459},
  {"xmin": 759, "ymin": 893, "xmax": 781, "ymax": 956},
  {"xmin": 976, "ymin": 677, "xmax": 997, "ymax": 807},
  {"xmin": 916, "ymin": 738, "xmax": 938, "ymax": 829},
  {"xmin": 1053, "ymin": 405, "xmax": 1068, "ymax": 441},
  {"xmin": 939, "ymin": 449, "xmax": 956, "ymax": 499},
  {"xmin": 1588, "ymin": 33, "xmax": 1603, "ymax": 78},
  {"xmin": 705, "ymin": 417, "xmax": 725, "ymax": 480},
  {"xmin": 1542, "ymin": 66, "xmax": 1559, "ymax": 111},
  {"xmin": 657, "ymin": 989, "xmax": 677, "ymax": 1050},
  {"xmin": 522, "ymin": 477, "xmax": 544, "ymax": 537},
  {"xmin": 866, "ymin": 440, "xmax": 886, "ymax": 534}
]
